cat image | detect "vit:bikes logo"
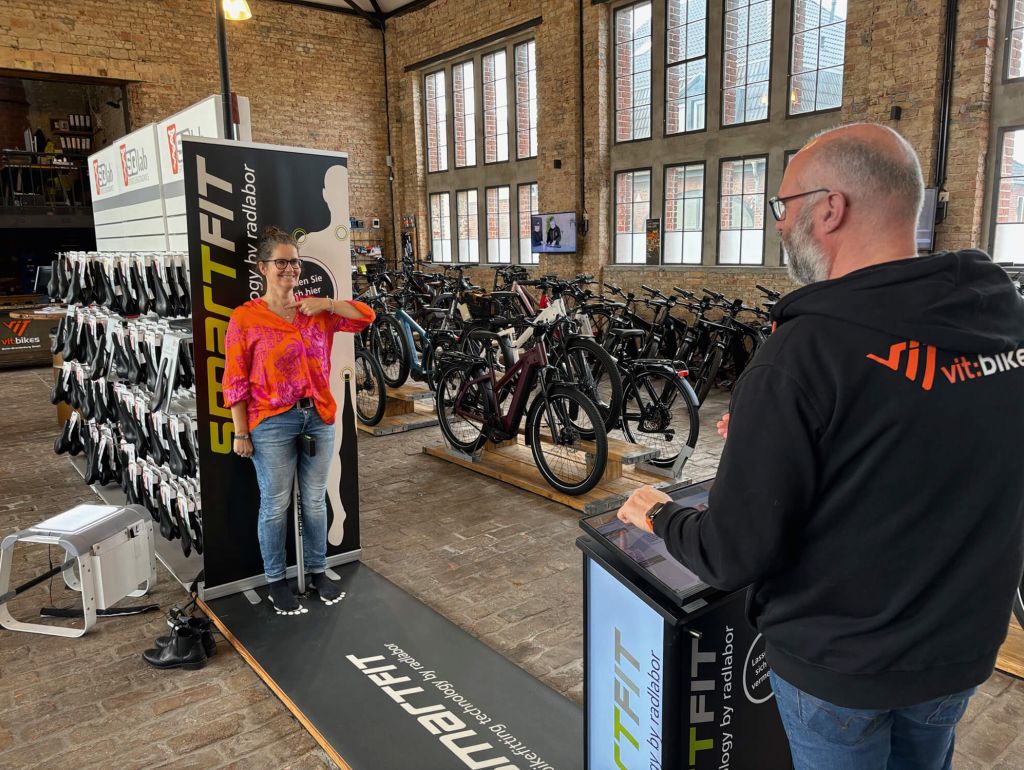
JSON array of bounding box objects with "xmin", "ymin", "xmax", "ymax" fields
[
  {"xmin": 867, "ymin": 340, "xmax": 1024, "ymax": 391},
  {"xmin": 1, "ymin": 320, "xmax": 40, "ymax": 348},
  {"xmin": 119, "ymin": 143, "xmax": 150, "ymax": 186},
  {"xmin": 92, "ymin": 158, "xmax": 115, "ymax": 196}
]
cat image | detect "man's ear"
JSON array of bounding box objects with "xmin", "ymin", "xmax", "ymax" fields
[{"xmin": 821, "ymin": 191, "xmax": 846, "ymax": 234}]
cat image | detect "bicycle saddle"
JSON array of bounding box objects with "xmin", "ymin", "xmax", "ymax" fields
[
  {"xmin": 131, "ymin": 262, "xmax": 150, "ymax": 315},
  {"xmin": 607, "ymin": 327, "xmax": 645, "ymax": 339}
]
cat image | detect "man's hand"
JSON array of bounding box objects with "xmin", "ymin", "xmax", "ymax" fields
[
  {"xmin": 292, "ymin": 297, "xmax": 333, "ymax": 316},
  {"xmin": 717, "ymin": 412, "xmax": 730, "ymax": 439},
  {"xmin": 617, "ymin": 485, "xmax": 672, "ymax": 533}
]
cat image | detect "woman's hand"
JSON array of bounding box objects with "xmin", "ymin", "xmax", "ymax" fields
[
  {"xmin": 292, "ymin": 297, "xmax": 334, "ymax": 316},
  {"xmin": 233, "ymin": 435, "xmax": 254, "ymax": 458}
]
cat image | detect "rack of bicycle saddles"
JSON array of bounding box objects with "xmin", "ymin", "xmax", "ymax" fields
[
  {"xmin": 48, "ymin": 251, "xmax": 203, "ymax": 567},
  {"xmin": 351, "ymin": 257, "xmax": 780, "ymax": 498}
]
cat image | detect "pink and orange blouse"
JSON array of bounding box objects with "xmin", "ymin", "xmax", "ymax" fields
[{"xmin": 222, "ymin": 297, "xmax": 375, "ymax": 430}]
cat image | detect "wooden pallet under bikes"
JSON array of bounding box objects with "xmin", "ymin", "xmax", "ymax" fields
[
  {"xmin": 424, "ymin": 432, "xmax": 691, "ymax": 515},
  {"xmin": 357, "ymin": 382, "xmax": 437, "ymax": 437}
]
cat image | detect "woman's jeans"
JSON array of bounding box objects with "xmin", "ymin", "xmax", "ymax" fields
[
  {"xmin": 250, "ymin": 405, "xmax": 335, "ymax": 582},
  {"xmin": 769, "ymin": 671, "xmax": 975, "ymax": 770}
]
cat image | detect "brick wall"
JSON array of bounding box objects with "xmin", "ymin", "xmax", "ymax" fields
[{"xmin": 0, "ymin": 0, "xmax": 392, "ymax": 253}]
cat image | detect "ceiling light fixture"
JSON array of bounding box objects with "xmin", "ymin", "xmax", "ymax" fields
[{"xmin": 222, "ymin": 0, "xmax": 253, "ymax": 21}]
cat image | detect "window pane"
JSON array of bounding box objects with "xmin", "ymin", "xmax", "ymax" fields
[
  {"xmin": 430, "ymin": 192, "xmax": 451, "ymax": 262},
  {"xmin": 993, "ymin": 129, "xmax": 1024, "ymax": 264},
  {"xmin": 616, "ymin": 1, "xmax": 653, "ymax": 141},
  {"xmin": 483, "ymin": 51, "xmax": 508, "ymax": 163},
  {"xmin": 664, "ymin": 163, "xmax": 704, "ymax": 264},
  {"xmin": 456, "ymin": 190, "xmax": 479, "ymax": 263},
  {"xmin": 788, "ymin": 0, "xmax": 846, "ymax": 114},
  {"xmin": 453, "ymin": 61, "xmax": 475, "ymax": 168},
  {"xmin": 486, "ymin": 186, "xmax": 512, "ymax": 263},
  {"xmin": 425, "ymin": 71, "xmax": 447, "ymax": 172},
  {"xmin": 515, "ymin": 41, "xmax": 537, "ymax": 159},
  {"xmin": 718, "ymin": 156, "xmax": 766, "ymax": 265},
  {"xmin": 615, "ymin": 170, "xmax": 651, "ymax": 263},
  {"xmin": 518, "ymin": 182, "xmax": 539, "ymax": 264},
  {"xmin": 723, "ymin": 0, "xmax": 773, "ymax": 126},
  {"xmin": 666, "ymin": 1, "xmax": 708, "ymax": 136}
]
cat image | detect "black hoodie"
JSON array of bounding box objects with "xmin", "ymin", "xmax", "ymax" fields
[{"xmin": 655, "ymin": 250, "xmax": 1024, "ymax": 709}]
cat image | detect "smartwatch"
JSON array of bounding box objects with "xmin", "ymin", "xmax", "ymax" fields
[{"xmin": 645, "ymin": 501, "xmax": 668, "ymax": 529}]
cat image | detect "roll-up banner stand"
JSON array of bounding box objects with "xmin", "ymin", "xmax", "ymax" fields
[{"xmin": 182, "ymin": 136, "xmax": 359, "ymax": 599}]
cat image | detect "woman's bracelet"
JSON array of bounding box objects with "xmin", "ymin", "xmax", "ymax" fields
[{"xmin": 234, "ymin": 433, "xmax": 251, "ymax": 441}]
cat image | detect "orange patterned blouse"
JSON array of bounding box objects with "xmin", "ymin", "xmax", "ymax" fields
[{"xmin": 222, "ymin": 297, "xmax": 375, "ymax": 430}]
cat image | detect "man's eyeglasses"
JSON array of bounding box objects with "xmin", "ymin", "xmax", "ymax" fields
[
  {"xmin": 264, "ymin": 258, "xmax": 301, "ymax": 270},
  {"xmin": 768, "ymin": 188, "xmax": 830, "ymax": 221}
]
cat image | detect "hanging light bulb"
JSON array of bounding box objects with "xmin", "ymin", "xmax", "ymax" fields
[{"xmin": 222, "ymin": 0, "xmax": 253, "ymax": 21}]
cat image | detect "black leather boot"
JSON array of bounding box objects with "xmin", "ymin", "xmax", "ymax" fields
[
  {"xmin": 142, "ymin": 626, "xmax": 208, "ymax": 670},
  {"xmin": 154, "ymin": 617, "xmax": 217, "ymax": 658}
]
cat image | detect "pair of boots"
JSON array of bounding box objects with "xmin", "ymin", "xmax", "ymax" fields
[{"xmin": 142, "ymin": 617, "xmax": 217, "ymax": 670}]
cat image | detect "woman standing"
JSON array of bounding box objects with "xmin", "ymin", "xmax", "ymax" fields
[{"xmin": 222, "ymin": 226, "xmax": 374, "ymax": 615}]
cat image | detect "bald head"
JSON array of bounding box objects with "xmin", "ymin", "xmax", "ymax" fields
[{"xmin": 792, "ymin": 123, "xmax": 924, "ymax": 227}]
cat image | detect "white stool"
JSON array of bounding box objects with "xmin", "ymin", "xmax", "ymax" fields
[{"xmin": 0, "ymin": 504, "xmax": 156, "ymax": 637}]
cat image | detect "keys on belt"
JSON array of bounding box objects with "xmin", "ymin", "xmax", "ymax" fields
[{"xmin": 293, "ymin": 397, "xmax": 314, "ymax": 410}]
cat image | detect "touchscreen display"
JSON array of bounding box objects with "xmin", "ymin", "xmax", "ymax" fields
[{"xmin": 583, "ymin": 480, "xmax": 714, "ymax": 598}]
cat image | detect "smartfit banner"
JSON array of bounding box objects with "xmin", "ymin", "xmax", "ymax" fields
[{"xmin": 182, "ymin": 136, "xmax": 359, "ymax": 593}]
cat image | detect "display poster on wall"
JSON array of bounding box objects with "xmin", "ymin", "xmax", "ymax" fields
[
  {"xmin": 587, "ymin": 558, "xmax": 665, "ymax": 770},
  {"xmin": 646, "ymin": 218, "xmax": 661, "ymax": 265},
  {"xmin": 182, "ymin": 136, "xmax": 358, "ymax": 594}
]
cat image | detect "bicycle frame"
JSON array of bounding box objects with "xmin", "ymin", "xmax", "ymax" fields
[
  {"xmin": 393, "ymin": 307, "xmax": 432, "ymax": 378},
  {"xmin": 455, "ymin": 338, "xmax": 549, "ymax": 440}
]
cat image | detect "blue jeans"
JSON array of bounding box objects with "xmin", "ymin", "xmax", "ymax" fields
[
  {"xmin": 770, "ymin": 671, "xmax": 975, "ymax": 770},
  {"xmin": 250, "ymin": 405, "xmax": 335, "ymax": 581}
]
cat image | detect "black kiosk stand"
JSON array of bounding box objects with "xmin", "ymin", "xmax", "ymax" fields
[{"xmin": 577, "ymin": 479, "xmax": 793, "ymax": 770}]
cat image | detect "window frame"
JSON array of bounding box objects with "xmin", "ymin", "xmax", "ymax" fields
[
  {"xmin": 424, "ymin": 68, "xmax": 449, "ymax": 175},
  {"xmin": 429, "ymin": 191, "xmax": 453, "ymax": 263},
  {"xmin": 451, "ymin": 58, "xmax": 478, "ymax": 169},
  {"xmin": 613, "ymin": 166, "xmax": 655, "ymax": 264},
  {"xmin": 785, "ymin": 0, "xmax": 845, "ymax": 118},
  {"xmin": 455, "ymin": 187, "xmax": 481, "ymax": 264},
  {"xmin": 716, "ymin": 154, "xmax": 769, "ymax": 266},
  {"xmin": 514, "ymin": 40, "xmax": 538, "ymax": 160},
  {"xmin": 664, "ymin": 0, "xmax": 709, "ymax": 137},
  {"xmin": 661, "ymin": 160, "xmax": 707, "ymax": 265},
  {"xmin": 1005, "ymin": 0, "xmax": 1024, "ymax": 83},
  {"xmin": 987, "ymin": 124, "xmax": 1024, "ymax": 265},
  {"xmin": 517, "ymin": 181, "xmax": 540, "ymax": 265},
  {"xmin": 484, "ymin": 184, "xmax": 513, "ymax": 264},
  {"xmin": 614, "ymin": 0, "xmax": 655, "ymax": 146},
  {"xmin": 482, "ymin": 49, "xmax": 511, "ymax": 166},
  {"xmin": 719, "ymin": 0, "xmax": 776, "ymax": 130}
]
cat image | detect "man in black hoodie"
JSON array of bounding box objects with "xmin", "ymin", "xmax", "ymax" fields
[{"xmin": 617, "ymin": 123, "xmax": 1024, "ymax": 769}]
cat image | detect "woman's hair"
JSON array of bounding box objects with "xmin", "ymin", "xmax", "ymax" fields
[{"xmin": 257, "ymin": 226, "xmax": 298, "ymax": 262}]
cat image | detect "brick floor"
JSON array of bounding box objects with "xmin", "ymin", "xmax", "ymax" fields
[{"xmin": 0, "ymin": 366, "xmax": 1020, "ymax": 769}]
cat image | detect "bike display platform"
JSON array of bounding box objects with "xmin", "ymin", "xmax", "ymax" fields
[
  {"xmin": 425, "ymin": 435, "xmax": 691, "ymax": 515},
  {"xmin": 357, "ymin": 382, "xmax": 438, "ymax": 437},
  {"xmin": 199, "ymin": 561, "xmax": 582, "ymax": 770},
  {"xmin": 998, "ymin": 622, "xmax": 1024, "ymax": 679}
]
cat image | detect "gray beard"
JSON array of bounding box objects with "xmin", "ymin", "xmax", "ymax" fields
[{"xmin": 783, "ymin": 205, "xmax": 832, "ymax": 285}]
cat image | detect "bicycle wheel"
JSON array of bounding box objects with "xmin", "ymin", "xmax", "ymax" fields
[
  {"xmin": 621, "ymin": 369, "xmax": 700, "ymax": 468},
  {"xmin": 553, "ymin": 338, "xmax": 623, "ymax": 434},
  {"xmin": 584, "ymin": 309, "xmax": 614, "ymax": 345},
  {"xmin": 692, "ymin": 345, "xmax": 724, "ymax": 405},
  {"xmin": 368, "ymin": 315, "xmax": 409, "ymax": 389},
  {"xmin": 424, "ymin": 334, "xmax": 459, "ymax": 392},
  {"xmin": 527, "ymin": 384, "xmax": 608, "ymax": 496},
  {"xmin": 435, "ymin": 363, "xmax": 489, "ymax": 454},
  {"xmin": 353, "ymin": 349, "xmax": 386, "ymax": 426}
]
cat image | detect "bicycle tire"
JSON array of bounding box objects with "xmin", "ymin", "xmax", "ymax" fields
[
  {"xmin": 621, "ymin": 369, "xmax": 700, "ymax": 468},
  {"xmin": 435, "ymin": 363, "xmax": 488, "ymax": 454},
  {"xmin": 424, "ymin": 334, "xmax": 459, "ymax": 392},
  {"xmin": 527, "ymin": 384, "xmax": 608, "ymax": 496},
  {"xmin": 584, "ymin": 309, "xmax": 614, "ymax": 346},
  {"xmin": 370, "ymin": 315, "xmax": 410, "ymax": 389},
  {"xmin": 553, "ymin": 338, "xmax": 623, "ymax": 434},
  {"xmin": 693, "ymin": 345, "xmax": 724, "ymax": 404},
  {"xmin": 1014, "ymin": 576, "xmax": 1024, "ymax": 630},
  {"xmin": 353, "ymin": 349, "xmax": 387, "ymax": 426}
]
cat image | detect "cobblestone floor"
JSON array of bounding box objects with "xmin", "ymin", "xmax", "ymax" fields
[{"xmin": 0, "ymin": 367, "xmax": 1021, "ymax": 769}]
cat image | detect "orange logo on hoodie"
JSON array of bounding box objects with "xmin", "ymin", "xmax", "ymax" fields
[{"xmin": 866, "ymin": 341, "xmax": 937, "ymax": 391}]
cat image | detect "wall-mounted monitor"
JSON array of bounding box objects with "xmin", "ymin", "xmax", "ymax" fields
[
  {"xmin": 531, "ymin": 212, "xmax": 577, "ymax": 254},
  {"xmin": 917, "ymin": 187, "xmax": 938, "ymax": 252}
]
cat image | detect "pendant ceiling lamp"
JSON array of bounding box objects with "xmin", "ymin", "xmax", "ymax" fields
[{"xmin": 222, "ymin": 0, "xmax": 253, "ymax": 21}]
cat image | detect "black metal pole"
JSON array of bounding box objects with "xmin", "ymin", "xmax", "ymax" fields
[{"xmin": 215, "ymin": 0, "xmax": 235, "ymax": 140}]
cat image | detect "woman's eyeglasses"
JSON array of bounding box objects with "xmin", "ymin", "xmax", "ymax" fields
[{"xmin": 265, "ymin": 258, "xmax": 301, "ymax": 270}]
